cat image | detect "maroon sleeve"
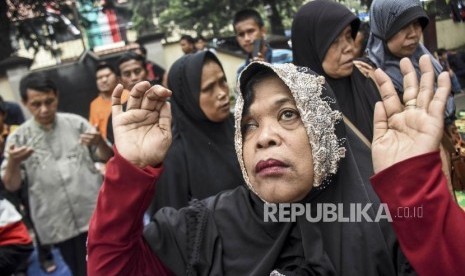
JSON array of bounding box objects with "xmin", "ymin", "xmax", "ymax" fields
[
  {"xmin": 371, "ymin": 151, "xmax": 465, "ymax": 275},
  {"xmin": 87, "ymin": 148, "xmax": 173, "ymax": 276}
]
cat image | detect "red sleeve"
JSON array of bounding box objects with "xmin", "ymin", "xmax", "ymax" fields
[
  {"xmin": 0, "ymin": 221, "xmax": 32, "ymax": 246},
  {"xmin": 87, "ymin": 148, "xmax": 173, "ymax": 276},
  {"xmin": 371, "ymin": 151, "xmax": 465, "ymax": 275}
]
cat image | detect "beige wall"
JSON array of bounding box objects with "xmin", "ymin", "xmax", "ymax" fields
[
  {"xmin": 436, "ymin": 19, "xmax": 465, "ymax": 50},
  {"xmin": 145, "ymin": 40, "xmax": 167, "ymax": 68},
  {"xmin": 0, "ymin": 76, "xmax": 15, "ymax": 101},
  {"xmin": 214, "ymin": 51, "xmax": 245, "ymax": 90},
  {"xmin": 162, "ymin": 43, "xmax": 185, "ymax": 73},
  {"xmin": 0, "ymin": 68, "xmax": 31, "ymax": 119}
]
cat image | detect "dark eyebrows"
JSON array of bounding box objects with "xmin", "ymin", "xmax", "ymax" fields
[{"xmin": 122, "ymin": 67, "xmax": 143, "ymax": 75}]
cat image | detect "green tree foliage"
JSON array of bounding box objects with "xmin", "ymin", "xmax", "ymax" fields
[
  {"xmin": 131, "ymin": 0, "xmax": 158, "ymax": 35},
  {"xmin": 134, "ymin": 0, "xmax": 306, "ymax": 37},
  {"xmin": 3, "ymin": 0, "xmax": 74, "ymax": 60}
]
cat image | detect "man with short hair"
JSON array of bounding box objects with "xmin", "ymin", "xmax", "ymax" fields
[
  {"xmin": 195, "ymin": 35, "xmax": 207, "ymax": 51},
  {"xmin": 0, "ymin": 96, "xmax": 54, "ymax": 274},
  {"xmin": 233, "ymin": 9, "xmax": 292, "ymax": 76},
  {"xmin": 106, "ymin": 52, "xmax": 150, "ymax": 144},
  {"xmin": 179, "ymin": 34, "xmax": 196, "ymax": 55},
  {"xmin": 1, "ymin": 72, "xmax": 113, "ymax": 276},
  {"xmin": 132, "ymin": 45, "xmax": 166, "ymax": 86},
  {"xmin": 195, "ymin": 35, "xmax": 216, "ymax": 54},
  {"xmin": 89, "ymin": 62, "xmax": 128, "ymax": 139},
  {"xmin": 116, "ymin": 52, "xmax": 149, "ymax": 91}
]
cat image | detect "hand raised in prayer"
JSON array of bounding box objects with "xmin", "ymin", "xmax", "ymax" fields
[
  {"xmin": 372, "ymin": 55, "xmax": 450, "ymax": 173},
  {"xmin": 111, "ymin": 81, "xmax": 172, "ymax": 168}
]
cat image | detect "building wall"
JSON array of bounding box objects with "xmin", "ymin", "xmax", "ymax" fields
[
  {"xmin": 436, "ymin": 19, "xmax": 465, "ymax": 50},
  {"xmin": 214, "ymin": 51, "xmax": 245, "ymax": 90},
  {"xmin": 0, "ymin": 75, "xmax": 16, "ymax": 102},
  {"xmin": 161, "ymin": 42, "xmax": 184, "ymax": 72},
  {"xmin": 1, "ymin": 68, "xmax": 31, "ymax": 118},
  {"xmin": 4, "ymin": 19, "xmax": 460, "ymax": 119},
  {"xmin": 145, "ymin": 40, "xmax": 167, "ymax": 68}
]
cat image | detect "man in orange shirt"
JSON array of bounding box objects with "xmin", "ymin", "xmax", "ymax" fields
[
  {"xmin": 106, "ymin": 53, "xmax": 149, "ymax": 144},
  {"xmin": 89, "ymin": 63, "xmax": 128, "ymax": 139}
]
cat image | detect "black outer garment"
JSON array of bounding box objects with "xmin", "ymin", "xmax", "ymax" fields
[
  {"xmin": 143, "ymin": 62, "xmax": 415, "ymax": 275},
  {"xmin": 149, "ymin": 51, "xmax": 244, "ymax": 215},
  {"xmin": 292, "ymin": 0, "xmax": 381, "ymax": 140}
]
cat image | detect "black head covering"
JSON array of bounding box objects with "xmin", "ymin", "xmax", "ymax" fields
[
  {"xmin": 146, "ymin": 62, "xmax": 413, "ymax": 275},
  {"xmin": 236, "ymin": 62, "xmax": 412, "ymax": 274},
  {"xmin": 291, "ymin": 0, "xmax": 360, "ymax": 75},
  {"xmin": 292, "ymin": 0, "xmax": 380, "ymax": 140},
  {"xmin": 149, "ymin": 51, "xmax": 243, "ymax": 214}
]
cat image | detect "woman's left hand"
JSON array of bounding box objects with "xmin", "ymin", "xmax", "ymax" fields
[{"xmin": 371, "ymin": 55, "xmax": 451, "ymax": 173}]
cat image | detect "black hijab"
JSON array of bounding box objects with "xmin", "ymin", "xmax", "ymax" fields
[
  {"xmin": 149, "ymin": 51, "xmax": 243, "ymax": 214},
  {"xmin": 145, "ymin": 62, "xmax": 413, "ymax": 275},
  {"xmin": 292, "ymin": 0, "xmax": 381, "ymax": 140}
]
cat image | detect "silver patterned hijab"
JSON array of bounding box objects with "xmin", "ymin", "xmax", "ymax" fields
[
  {"xmin": 234, "ymin": 62, "xmax": 346, "ymax": 202},
  {"xmin": 146, "ymin": 65, "xmax": 413, "ymax": 276}
]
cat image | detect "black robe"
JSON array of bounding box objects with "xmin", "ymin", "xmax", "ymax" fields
[
  {"xmin": 149, "ymin": 51, "xmax": 244, "ymax": 215},
  {"xmin": 291, "ymin": 0, "xmax": 381, "ymax": 140},
  {"xmin": 145, "ymin": 143, "xmax": 414, "ymax": 275},
  {"xmin": 143, "ymin": 62, "xmax": 415, "ymax": 275}
]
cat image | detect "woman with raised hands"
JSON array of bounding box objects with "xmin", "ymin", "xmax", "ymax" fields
[{"xmin": 87, "ymin": 55, "xmax": 457, "ymax": 275}]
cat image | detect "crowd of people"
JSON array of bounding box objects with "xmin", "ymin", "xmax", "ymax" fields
[{"xmin": 1, "ymin": 0, "xmax": 465, "ymax": 275}]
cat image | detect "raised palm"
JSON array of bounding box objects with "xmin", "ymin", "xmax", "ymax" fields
[
  {"xmin": 111, "ymin": 82, "xmax": 172, "ymax": 168},
  {"xmin": 372, "ymin": 55, "xmax": 451, "ymax": 173}
]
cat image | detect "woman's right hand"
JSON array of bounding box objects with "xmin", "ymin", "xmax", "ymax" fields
[
  {"xmin": 112, "ymin": 81, "xmax": 172, "ymax": 168},
  {"xmin": 371, "ymin": 55, "xmax": 449, "ymax": 173}
]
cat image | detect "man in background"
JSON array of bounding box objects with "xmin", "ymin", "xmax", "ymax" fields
[
  {"xmin": 0, "ymin": 95, "xmax": 56, "ymax": 275},
  {"xmin": 1, "ymin": 72, "xmax": 113, "ymax": 276},
  {"xmin": 179, "ymin": 34, "xmax": 196, "ymax": 55},
  {"xmin": 195, "ymin": 35, "xmax": 216, "ymax": 54},
  {"xmin": 132, "ymin": 45, "xmax": 166, "ymax": 86},
  {"xmin": 233, "ymin": 9, "xmax": 292, "ymax": 76},
  {"xmin": 107, "ymin": 52, "xmax": 149, "ymax": 144},
  {"xmin": 89, "ymin": 62, "xmax": 127, "ymax": 139}
]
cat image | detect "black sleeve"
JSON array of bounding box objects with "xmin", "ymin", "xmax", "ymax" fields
[
  {"xmin": 147, "ymin": 140, "xmax": 190, "ymax": 216},
  {"xmin": 151, "ymin": 62, "xmax": 166, "ymax": 76},
  {"xmin": 144, "ymin": 199, "xmax": 221, "ymax": 275},
  {"xmin": 106, "ymin": 112, "xmax": 114, "ymax": 145},
  {"xmin": 0, "ymin": 244, "xmax": 33, "ymax": 275},
  {"xmin": 149, "ymin": 62, "xmax": 166, "ymax": 86}
]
